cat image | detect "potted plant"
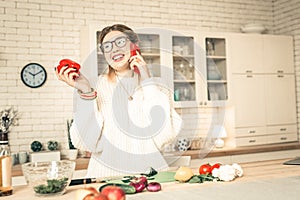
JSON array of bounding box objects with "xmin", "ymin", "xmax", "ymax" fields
[
  {"xmin": 29, "ymin": 140, "xmax": 60, "ymax": 162},
  {"xmin": 67, "ymin": 119, "xmax": 78, "ymax": 160},
  {"xmin": 47, "ymin": 140, "xmax": 59, "ymax": 151}
]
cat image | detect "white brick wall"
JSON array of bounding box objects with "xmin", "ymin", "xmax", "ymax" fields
[
  {"xmin": 273, "ymin": 0, "xmax": 300, "ymax": 140},
  {"xmin": 3, "ymin": 0, "xmax": 298, "ymax": 154}
]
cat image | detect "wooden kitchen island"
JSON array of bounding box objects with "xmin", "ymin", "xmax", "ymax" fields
[{"xmin": 7, "ymin": 158, "xmax": 300, "ymax": 200}]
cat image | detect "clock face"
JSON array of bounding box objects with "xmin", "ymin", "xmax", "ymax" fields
[{"xmin": 21, "ymin": 63, "xmax": 47, "ymax": 88}]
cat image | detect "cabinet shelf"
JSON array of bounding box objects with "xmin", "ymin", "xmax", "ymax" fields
[
  {"xmin": 207, "ymin": 80, "xmax": 227, "ymax": 83},
  {"xmin": 174, "ymin": 80, "xmax": 196, "ymax": 83},
  {"xmin": 173, "ymin": 54, "xmax": 195, "ymax": 58},
  {"xmin": 142, "ymin": 53, "xmax": 161, "ymax": 57},
  {"xmin": 207, "ymin": 55, "xmax": 226, "ymax": 60}
]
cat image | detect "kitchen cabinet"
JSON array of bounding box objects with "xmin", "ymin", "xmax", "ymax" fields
[
  {"xmin": 229, "ymin": 34, "xmax": 294, "ymax": 74},
  {"xmin": 263, "ymin": 35, "xmax": 294, "ymax": 74},
  {"xmin": 198, "ymin": 32, "xmax": 229, "ymax": 107},
  {"xmin": 172, "ymin": 35, "xmax": 196, "ymax": 102},
  {"xmin": 81, "ymin": 25, "xmax": 298, "ymax": 147},
  {"xmin": 265, "ymin": 74, "xmax": 297, "ymax": 125},
  {"xmin": 228, "ymin": 34, "xmax": 298, "ymax": 147},
  {"xmin": 231, "ymin": 74, "xmax": 266, "ymax": 128},
  {"xmin": 230, "ymin": 34, "xmax": 264, "ymax": 74}
]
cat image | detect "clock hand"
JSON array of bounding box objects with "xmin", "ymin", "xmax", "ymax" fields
[
  {"xmin": 29, "ymin": 72, "xmax": 35, "ymax": 76},
  {"xmin": 34, "ymin": 70, "xmax": 43, "ymax": 76}
]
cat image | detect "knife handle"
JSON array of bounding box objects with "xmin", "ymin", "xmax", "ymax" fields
[{"xmin": 69, "ymin": 178, "xmax": 94, "ymax": 186}]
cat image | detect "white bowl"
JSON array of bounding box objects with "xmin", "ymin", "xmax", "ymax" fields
[{"xmin": 240, "ymin": 24, "xmax": 266, "ymax": 34}]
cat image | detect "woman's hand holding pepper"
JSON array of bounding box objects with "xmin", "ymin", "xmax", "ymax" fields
[{"xmin": 55, "ymin": 61, "xmax": 92, "ymax": 93}]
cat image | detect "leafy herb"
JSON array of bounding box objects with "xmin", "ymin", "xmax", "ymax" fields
[
  {"xmin": 34, "ymin": 177, "xmax": 68, "ymax": 194},
  {"xmin": 140, "ymin": 167, "xmax": 158, "ymax": 177},
  {"xmin": 188, "ymin": 174, "xmax": 219, "ymax": 184}
]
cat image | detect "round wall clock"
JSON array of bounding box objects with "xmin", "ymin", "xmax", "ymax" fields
[{"xmin": 20, "ymin": 63, "xmax": 47, "ymax": 88}]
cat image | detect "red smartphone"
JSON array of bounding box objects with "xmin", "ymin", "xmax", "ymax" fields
[{"xmin": 130, "ymin": 43, "xmax": 141, "ymax": 74}]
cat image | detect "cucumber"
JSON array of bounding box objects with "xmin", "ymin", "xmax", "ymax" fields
[{"xmin": 99, "ymin": 183, "xmax": 136, "ymax": 194}]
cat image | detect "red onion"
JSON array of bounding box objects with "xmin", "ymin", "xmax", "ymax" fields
[
  {"xmin": 129, "ymin": 176, "xmax": 148, "ymax": 193},
  {"xmin": 146, "ymin": 182, "xmax": 161, "ymax": 192}
]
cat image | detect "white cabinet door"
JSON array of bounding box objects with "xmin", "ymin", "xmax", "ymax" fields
[
  {"xmin": 265, "ymin": 74, "xmax": 297, "ymax": 125},
  {"xmin": 229, "ymin": 34, "xmax": 263, "ymax": 73},
  {"xmin": 231, "ymin": 74, "xmax": 266, "ymax": 127},
  {"xmin": 263, "ymin": 35, "xmax": 294, "ymax": 74}
]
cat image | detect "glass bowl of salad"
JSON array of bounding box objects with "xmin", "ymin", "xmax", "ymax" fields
[{"xmin": 22, "ymin": 160, "xmax": 76, "ymax": 196}]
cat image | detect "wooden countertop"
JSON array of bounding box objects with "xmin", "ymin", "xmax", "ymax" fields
[{"xmin": 7, "ymin": 158, "xmax": 300, "ymax": 200}]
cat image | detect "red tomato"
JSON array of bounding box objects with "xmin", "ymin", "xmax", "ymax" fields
[
  {"xmin": 199, "ymin": 164, "xmax": 212, "ymax": 175},
  {"xmin": 211, "ymin": 163, "xmax": 221, "ymax": 171}
]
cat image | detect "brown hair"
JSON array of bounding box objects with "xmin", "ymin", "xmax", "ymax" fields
[{"xmin": 98, "ymin": 24, "xmax": 139, "ymax": 81}]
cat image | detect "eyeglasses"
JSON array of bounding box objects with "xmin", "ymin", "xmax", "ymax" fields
[{"xmin": 100, "ymin": 36, "xmax": 128, "ymax": 53}]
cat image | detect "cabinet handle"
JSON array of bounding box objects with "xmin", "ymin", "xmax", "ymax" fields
[
  {"xmin": 248, "ymin": 130, "xmax": 256, "ymax": 134},
  {"xmin": 277, "ymin": 74, "xmax": 284, "ymax": 78},
  {"xmin": 249, "ymin": 139, "xmax": 256, "ymax": 143},
  {"xmin": 246, "ymin": 74, "xmax": 253, "ymax": 78},
  {"xmin": 277, "ymin": 70, "xmax": 284, "ymax": 73},
  {"xmin": 246, "ymin": 70, "xmax": 252, "ymax": 73},
  {"xmin": 280, "ymin": 128, "xmax": 287, "ymax": 132},
  {"xmin": 204, "ymin": 102, "xmax": 207, "ymax": 105},
  {"xmin": 280, "ymin": 137, "xmax": 287, "ymax": 140},
  {"xmin": 199, "ymin": 102, "xmax": 203, "ymax": 105}
]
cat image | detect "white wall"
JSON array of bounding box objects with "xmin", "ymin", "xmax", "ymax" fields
[
  {"xmin": 273, "ymin": 0, "xmax": 300, "ymax": 141},
  {"xmin": 2, "ymin": 0, "xmax": 292, "ymax": 154}
]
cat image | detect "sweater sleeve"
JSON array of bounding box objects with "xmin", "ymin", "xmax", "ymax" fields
[
  {"xmin": 69, "ymin": 88, "xmax": 104, "ymax": 153},
  {"xmin": 135, "ymin": 78, "xmax": 183, "ymax": 150}
]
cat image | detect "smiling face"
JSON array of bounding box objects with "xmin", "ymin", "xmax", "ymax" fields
[{"xmin": 102, "ymin": 31, "xmax": 131, "ymax": 72}]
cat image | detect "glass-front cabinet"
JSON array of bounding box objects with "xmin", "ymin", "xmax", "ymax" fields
[
  {"xmin": 205, "ymin": 37, "xmax": 228, "ymax": 101},
  {"xmin": 137, "ymin": 34, "xmax": 161, "ymax": 77},
  {"xmin": 81, "ymin": 25, "xmax": 228, "ymax": 108},
  {"xmin": 201, "ymin": 34, "xmax": 228, "ymax": 106},
  {"xmin": 172, "ymin": 36, "xmax": 196, "ymax": 102}
]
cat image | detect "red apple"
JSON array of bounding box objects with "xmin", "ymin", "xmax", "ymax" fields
[
  {"xmin": 75, "ymin": 187, "xmax": 99, "ymax": 200},
  {"xmin": 101, "ymin": 186, "xmax": 126, "ymax": 200},
  {"xmin": 84, "ymin": 193, "xmax": 108, "ymax": 200}
]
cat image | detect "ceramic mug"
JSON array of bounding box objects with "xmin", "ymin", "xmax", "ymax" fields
[
  {"xmin": 176, "ymin": 138, "xmax": 191, "ymax": 151},
  {"xmin": 18, "ymin": 151, "xmax": 28, "ymax": 164},
  {"xmin": 164, "ymin": 143, "xmax": 176, "ymax": 152},
  {"xmin": 11, "ymin": 153, "xmax": 19, "ymax": 166}
]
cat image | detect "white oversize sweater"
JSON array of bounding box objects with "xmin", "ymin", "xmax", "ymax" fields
[{"xmin": 70, "ymin": 75, "xmax": 182, "ymax": 178}]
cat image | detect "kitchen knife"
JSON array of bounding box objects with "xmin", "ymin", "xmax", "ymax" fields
[
  {"xmin": 69, "ymin": 178, "xmax": 104, "ymax": 186},
  {"xmin": 69, "ymin": 175, "xmax": 127, "ymax": 186}
]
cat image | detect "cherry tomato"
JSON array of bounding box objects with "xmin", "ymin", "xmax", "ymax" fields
[{"xmin": 199, "ymin": 164, "xmax": 212, "ymax": 175}]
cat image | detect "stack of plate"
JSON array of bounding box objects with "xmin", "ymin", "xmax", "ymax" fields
[{"xmin": 240, "ymin": 23, "xmax": 267, "ymax": 34}]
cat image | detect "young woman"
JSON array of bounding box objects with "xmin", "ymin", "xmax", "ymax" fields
[{"xmin": 55, "ymin": 24, "xmax": 182, "ymax": 178}]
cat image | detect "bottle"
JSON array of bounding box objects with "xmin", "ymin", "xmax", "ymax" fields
[{"xmin": 0, "ymin": 132, "xmax": 13, "ymax": 196}]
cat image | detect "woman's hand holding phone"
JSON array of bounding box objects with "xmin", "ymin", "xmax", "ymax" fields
[{"xmin": 129, "ymin": 49, "xmax": 150, "ymax": 81}]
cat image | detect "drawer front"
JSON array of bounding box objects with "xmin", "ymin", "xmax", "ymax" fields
[
  {"xmin": 236, "ymin": 136, "xmax": 268, "ymax": 147},
  {"xmin": 267, "ymin": 124, "xmax": 297, "ymax": 135},
  {"xmin": 268, "ymin": 133, "xmax": 298, "ymax": 144},
  {"xmin": 235, "ymin": 127, "xmax": 267, "ymax": 137}
]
